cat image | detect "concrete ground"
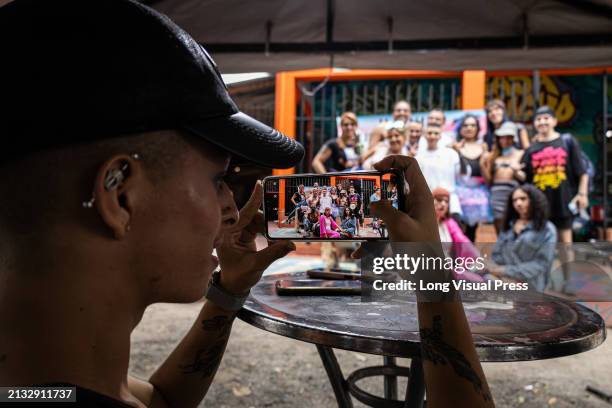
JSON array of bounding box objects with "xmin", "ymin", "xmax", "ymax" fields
[{"xmin": 130, "ymin": 300, "xmax": 611, "ymax": 408}]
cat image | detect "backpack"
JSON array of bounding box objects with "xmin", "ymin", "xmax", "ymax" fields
[{"xmin": 560, "ymin": 133, "xmax": 595, "ymax": 193}]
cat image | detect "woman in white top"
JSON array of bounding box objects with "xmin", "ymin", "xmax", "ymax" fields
[{"xmin": 319, "ymin": 188, "xmax": 333, "ymax": 214}]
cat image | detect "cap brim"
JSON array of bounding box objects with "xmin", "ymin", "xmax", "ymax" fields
[{"xmin": 183, "ymin": 112, "xmax": 304, "ymax": 169}]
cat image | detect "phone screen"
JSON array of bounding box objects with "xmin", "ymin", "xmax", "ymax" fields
[
  {"xmin": 275, "ymin": 279, "xmax": 360, "ymax": 289},
  {"xmin": 274, "ymin": 279, "xmax": 362, "ymax": 295},
  {"xmin": 263, "ymin": 171, "xmax": 403, "ymax": 241}
]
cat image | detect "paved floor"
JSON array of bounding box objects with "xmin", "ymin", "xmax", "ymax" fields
[{"xmin": 130, "ymin": 301, "xmax": 611, "ymax": 408}]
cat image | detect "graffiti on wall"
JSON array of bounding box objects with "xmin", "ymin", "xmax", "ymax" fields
[
  {"xmin": 487, "ymin": 75, "xmax": 578, "ymax": 126},
  {"xmin": 487, "ymin": 74, "xmax": 609, "ymax": 175}
]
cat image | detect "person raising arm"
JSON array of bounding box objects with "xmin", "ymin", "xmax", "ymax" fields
[
  {"xmin": 0, "ymin": 1, "xmax": 302, "ymax": 407},
  {"xmin": 361, "ymin": 155, "xmax": 495, "ymax": 408}
]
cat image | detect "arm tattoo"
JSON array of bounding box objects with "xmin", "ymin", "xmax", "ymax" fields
[
  {"xmin": 420, "ymin": 315, "xmax": 492, "ymax": 403},
  {"xmin": 180, "ymin": 315, "xmax": 233, "ymax": 378},
  {"xmin": 201, "ymin": 315, "xmax": 231, "ymax": 331}
]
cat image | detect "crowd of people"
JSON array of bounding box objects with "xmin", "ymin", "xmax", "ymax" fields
[
  {"xmin": 311, "ymin": 100, "xmax": 591, "ymax": 291},
  {"xmin": 288, "ymin": 181, "xmax": 395, "ymax": 238}
]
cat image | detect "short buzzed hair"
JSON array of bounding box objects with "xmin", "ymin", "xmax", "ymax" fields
[
  {"xmin": 408, "ymin": 121, "xmax": 423, "ymax": 128},
  {"xmin": 0, "ymin": 130, "xmax": 193, "ymax": 235},
  {"xmin": 429, "ymin": 108, "xmax": 445, "ymax": 120},
  {"xmin": 393, "ymin": 100, "xmax": 411, "ymax": 110}
]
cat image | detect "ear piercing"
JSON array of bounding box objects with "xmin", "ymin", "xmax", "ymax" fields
[
  {"xmin": 82, "ymin": 153, "xmax": 140, "ymax": 208},
  {"xmin": 82, "ymin": 196, "xmax": 96, "ymax": 208},
  {"xmin": 103, "ymin": 163, "xmax": 129, "ymax": 191}
]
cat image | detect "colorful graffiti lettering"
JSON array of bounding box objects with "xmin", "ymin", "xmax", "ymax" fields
[
  {"xmin": 487, "ymin": 76, "xmax": 577, "ymax": 125},
  {"xmin": 531, "ymin": 146, "xmax": 568, "ymax": 190}
]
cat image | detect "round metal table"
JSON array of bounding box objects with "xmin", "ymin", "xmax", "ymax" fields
[{"xmin": 237, "ymin": 271, "xmax": 606, "ymax": 408}]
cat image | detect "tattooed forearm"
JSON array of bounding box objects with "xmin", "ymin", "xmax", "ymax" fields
[
  {"xmin": 201, "ymin": 315, "xmax": 232, "ymax": 331},
  {"xmin": 180, "ymin": 341, "xmax": 227, "ymax": 378},
  {"xmin": 180, "ymin": 315, "xmax": 233, "ymax": 378},
  {"xmin": 420, "ymin": 315, "xmax": 492, "ymax": 403}
]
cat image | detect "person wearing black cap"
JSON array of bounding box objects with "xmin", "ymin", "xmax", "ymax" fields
[
  {"xmin": 519, "ymin": 106, "xmax": 589, "ymax": 244},
  {"xmin": 0, "ymin": 1, "xmax": 493, "ymax": 407},
  {"xmin": 0, "ymin": 0, "xmax": 303, "ymax": 406}
]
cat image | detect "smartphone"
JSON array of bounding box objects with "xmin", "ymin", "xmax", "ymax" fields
[
  {"xmin": 306, "ymin": 267, "xmax": 362, "ymax": 280},
  {"xmin": 263, "ymin": 170, "xmax": 405, "ymax": 241},
  {"xmin": 275, "ymin": 279, "xmax": 362, "ymax": 295}
]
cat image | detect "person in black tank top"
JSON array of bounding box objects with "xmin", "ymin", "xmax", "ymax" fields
[
  {"xmin": 451, "ymin": 114, "xmax": 491, "ymax": 242},
  {"xmin": 312, "ymin": 111, "xmax": 361, "ymax": 173}
]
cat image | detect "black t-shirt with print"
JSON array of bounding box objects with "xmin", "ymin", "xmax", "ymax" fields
[{"xmin": 521, "ymin": 135, "xmax": 585, "ymax": 219}]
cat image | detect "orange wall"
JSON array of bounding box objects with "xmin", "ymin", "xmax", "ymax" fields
[{"xmin": 461, "ymin": 70, "xmax": 486, "ymax": 110}]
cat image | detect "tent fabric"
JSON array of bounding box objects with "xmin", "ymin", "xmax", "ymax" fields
[
  {"xmin": 209, "ymin": 47, "xmax": 612, "ymax": 73},
  {"xmin": 1, "ymin": 0, "xmax": 610, "ymax": 72},
  {"xmin": 150, "ymin": 0, "xmax": 612, "ymax": 43},
  {"xmin": 147, "ymin": 0, "xmax": 612, "ymax": 72}
]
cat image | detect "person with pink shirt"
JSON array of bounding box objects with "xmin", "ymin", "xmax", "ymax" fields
[
  {"xmin": 319, "ymin": 207, "xmax": 343, "ymax": 238},
  {"xmin": 433, "ymin": 187, "xmax": 484, "ymax": 283}
]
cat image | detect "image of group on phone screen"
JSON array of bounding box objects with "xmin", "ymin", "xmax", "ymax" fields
[{"xmin": 268, "ymin": 175, "xmax": 398, "ymax": 239}]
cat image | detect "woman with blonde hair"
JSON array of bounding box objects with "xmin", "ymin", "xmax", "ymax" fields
[{"xmin": 312, "ymin": 111, "xmax": 361, "ymax": 173}]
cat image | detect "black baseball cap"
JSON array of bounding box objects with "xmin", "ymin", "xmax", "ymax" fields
[{"xmin": 0, "ymin": 0, "xmax": 304, "ymax": 168}]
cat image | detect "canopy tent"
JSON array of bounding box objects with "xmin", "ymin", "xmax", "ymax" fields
[{"xmin": 144, "ymin": 0, "xmax": 612, "ymax": 73}]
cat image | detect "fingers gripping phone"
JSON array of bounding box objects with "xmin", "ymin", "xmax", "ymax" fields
[{"xmin": 263, "ymin": 170, "xmax": 405, "ymax": 241}]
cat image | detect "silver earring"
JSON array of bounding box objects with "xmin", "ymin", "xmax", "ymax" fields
[
  {"xmin": 103, "ymin": 153, "xmax": 140, "ymax": 191},
  {"xmin": 104, "ymin": 166, "xmax": 127, "ymax": 191},
  {"xmin": 82, "ymin": 195, "xmax": 96, "ymax": 208},
  {"xmin": 82, "ymin": 153, "xmax": 140, "ymax": 209}
]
